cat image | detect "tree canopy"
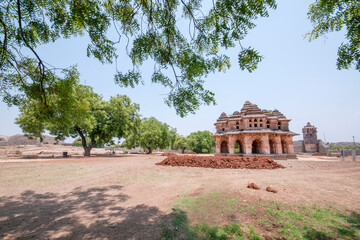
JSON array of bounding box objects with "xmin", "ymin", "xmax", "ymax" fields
[
  {"xmin": 15, "ymin": 74, "xmax": 141, "ymax": 156},
  {"xmin": 306, "ymin": 0, "xmax": 360, "ymax": 71},
  {"xmin": 187, "ymin": 130, "xmax": 215, "ymax": 153},
  {"xmin": 138, "ymin": 117, "xmax": 175, "ymax": 153},
  {"xmin": 0, "ymin": 0, "xmax": 277, "ymax": 116},
  {"xmin": 173, "ymin": 135, "xmax": 189, "ymax": 154}
]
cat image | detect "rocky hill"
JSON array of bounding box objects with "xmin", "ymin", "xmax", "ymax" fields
[{"xmin": 0, "ymin": 134, "xmax": 62, "ymax": 146}]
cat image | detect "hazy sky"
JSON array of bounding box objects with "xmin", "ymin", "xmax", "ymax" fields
[{"xmin": 1, "ymin": 0, "xmax": 359, "ymax": 143}]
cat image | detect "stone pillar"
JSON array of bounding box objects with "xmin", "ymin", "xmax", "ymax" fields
[
  {"xmin": 244, "ymin": 135, "xmax": 252, "ymax": 154},
  {"xmin": 275, "ymin": 136, "xmax": 282, "ymax": 154},
  {"xmin": 228, "ymin": 135, "xmax": 236, "ymax": 155},
  {"xmin": 287, "ymin": 136, "xmax": 294, "ymax": 154},
  {"xmin": 261, "ymin": 135, "xmax": 270, "ymax": 154},
  {"xmin": 215, "ymin": 138, "xmax": 222, "ymax": 154}
]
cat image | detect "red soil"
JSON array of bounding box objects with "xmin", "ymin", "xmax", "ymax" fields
[
  {"xmin": 266, "ymin": 186, "xmax": 278, "ymax": 193},
  {"xmin": 312, "ymin": 153, "xmax": 328, "ymax": 156},
  {"xmin": 156, "ymin": 156, "xmax": 285, "ymax": 169},
  {"xmin": 247, "ymin": 183, "xmax": 260, "ymax": 190}
]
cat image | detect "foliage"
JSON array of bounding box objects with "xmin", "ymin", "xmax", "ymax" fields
[
  {"xmin": 173, "ymin": 135, "xmax": 189, "ymax": 154},
  {"xmin": 187, "ymin": 130, "xmax": 215, "ymax": 153},
  {"xmin": 0, "ymin": 0, "xmax": 277, "ymax": 116},
  {"xmin": 72, "ymin": 137, "xmax": 104, "ymax": 148},
  {"xmin": 138, "ymin": 117, "xmax": 175, "ymax": 154},
  {"xmin": 15, "ymin": 74, "xmax": 141, "ymax": 156},
  {"xmin": 306, "ymin": 0, "xmax": 360, "ymax": 71},
  {"xmin": 330, "ymin": 145, "xmax": 360, "ymax": 150},
  {"xmin": 169, "ymin": 128, "xmax": 178, "ymax": 150}
]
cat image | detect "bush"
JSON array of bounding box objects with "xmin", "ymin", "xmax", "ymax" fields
[
  {"xmin": 15, "ymin": 150, "xmax": 22, "ymax": 155},
  {"xmin": 202, "ymin": 149, "xmax": 208, "ymax": 153}
]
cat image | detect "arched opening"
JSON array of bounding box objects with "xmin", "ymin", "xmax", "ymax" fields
[
  {"xmin": 221, "ymin": 141, "xmax": 228, "ymax": 153},
  {"xmin": 252, "ymin": 139, "xmax": 262, "ymax": 154},
  {"xmin": 269, "ymin": 140, "xmax": 276, "ymax": 154},
  {"xmin": 234, "ymin": 140, "xmax": 244, "ymax": 154},
  {"xmin": 281, "ymin": 140, "xmax": 288, "ymax": 154}
]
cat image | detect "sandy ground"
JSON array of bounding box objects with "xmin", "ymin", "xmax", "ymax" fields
[{"xmin": 0, "ymin": 152, "xmax": 359, "ymax": 239}]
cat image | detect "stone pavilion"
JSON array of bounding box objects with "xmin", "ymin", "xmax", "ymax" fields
[{"xmin": 212, "ymin": 101, "xmax": 298, "ymax": 155}]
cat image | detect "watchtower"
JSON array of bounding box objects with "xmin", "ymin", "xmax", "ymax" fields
[{"xmin": 302, "ymin": 122, "xmax": 318, "ymax": 152}]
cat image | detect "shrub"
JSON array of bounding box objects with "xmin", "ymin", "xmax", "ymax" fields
[{"xmin": 202, "ymin": 149, "xmax": 208, "ymax": 153}]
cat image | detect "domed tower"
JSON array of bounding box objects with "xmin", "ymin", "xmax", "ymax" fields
[{"xmin": 302, "ymin": 122, "xmax": 318, "ymax": 152}]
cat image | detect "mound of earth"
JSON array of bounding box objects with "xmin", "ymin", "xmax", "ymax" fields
[
  {"xmin": 156, "ymin": 155, "xmax": 285, "ymax": 169},
  {"xmin": 247, "ymin": 183, "xmax": 260, "ymax": 190},
  {"xmin": 266, "ymin": 186, "xmax": 278, "ymax": 193}
]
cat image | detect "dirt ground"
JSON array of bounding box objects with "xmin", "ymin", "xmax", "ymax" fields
[{"xmin": 0, "ymin": 151, "xmax": 359, "ymax": 239}]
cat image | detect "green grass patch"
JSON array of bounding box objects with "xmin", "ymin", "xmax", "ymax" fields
[{"xmin": 160, "ymin": 192, "xmax": 360, "ymax": 239}]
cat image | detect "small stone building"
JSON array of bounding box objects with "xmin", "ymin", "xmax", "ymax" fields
[{"xmin": 212, "ymin": 101, "xmax": 298, "ymax": 155}]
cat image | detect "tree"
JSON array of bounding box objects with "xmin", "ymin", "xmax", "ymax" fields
[
  {"xmin": 306, "ymin": 0, "xmax": 360, "ymax": 71},
  {"xmin": 15, "ymin": 73, "xmax": 141, "ymax": 156},
  {"xmin": 187, "ymin": 130, "xmax": 215, "ymax": 153},
  {"xmin": 138, "ymin": 117, "xmax": 174, "ymax": 154},
  {"xmin": 168, "ymin": 128, "xmax": 178, "ymax": 150},
  {"xmin": 1, "ymin": 0, "xmax": 277, "ymax": 116},
  {"xmin": 173, "ymin": 135, "xmax": 189, "ymax": 154}
]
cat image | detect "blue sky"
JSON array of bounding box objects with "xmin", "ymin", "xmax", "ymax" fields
[{"xmin": 1, "ymin": 0, "xmax": 359, "ymax": 143}]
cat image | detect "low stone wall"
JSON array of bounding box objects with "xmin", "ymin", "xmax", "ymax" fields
[
  {"xmin": 305, "ymin": 143, "xmax": 318, "ymax": 153},
  {"xmin": 318, "ymin": 140, "xmax": 330, "ymax": 154},
  {"xmin": 293, "ymin": 140, "xmax": 304, "ymax": 153}
]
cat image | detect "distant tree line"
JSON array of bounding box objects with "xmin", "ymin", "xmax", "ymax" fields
[{"xmin": 329, "ymin": 145, "xmax": 360, "ymax": 151}]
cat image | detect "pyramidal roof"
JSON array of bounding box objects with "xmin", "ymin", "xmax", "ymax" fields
[
  {"xmin": 304, "ymin": 122, "xmax": 315, "ymax": 128},
  {"xmin": 218, "ymin": 101, "xmax": 288, "ymax": 121},
  {"xmin": 243, "ymin": 102, "xmax": 262, "ymax": 115}
]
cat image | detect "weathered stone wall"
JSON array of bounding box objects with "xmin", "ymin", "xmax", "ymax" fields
[
  {"xmin": 305, "ymin": 143, "xmax": 318, "ymax": 153},
  {"xmin": 293, "ymin": 140, "xmax": 304, "ymax": 153},
  {"xmin": 318, "ymin": 140, "xmax": 329, "ymax": 154}
]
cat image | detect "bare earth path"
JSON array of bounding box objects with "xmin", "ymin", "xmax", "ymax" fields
[{"xmin": 0, "ymin": 154, "xmax": 359, "ymax": 239}]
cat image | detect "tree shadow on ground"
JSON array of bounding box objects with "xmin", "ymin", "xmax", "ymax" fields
[{"xmin": 0, "ymin": 185, "xmax": 164, "ymax": 239}]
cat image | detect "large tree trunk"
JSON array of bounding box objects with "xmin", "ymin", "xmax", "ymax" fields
[
  {"xmin": 146, "ymin": 147, "xmax": 152, "ymax": 154},
  {"xmin": 84, "ymin": 147, "xmax": 92, "ymax": 157},
  {"xmin": 75, "ymin": 126, "xmax": 96, "ymax": 157},
  {"xmin": 182, "ymin": 148, "xmax": 186, "ymax": 154}
]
